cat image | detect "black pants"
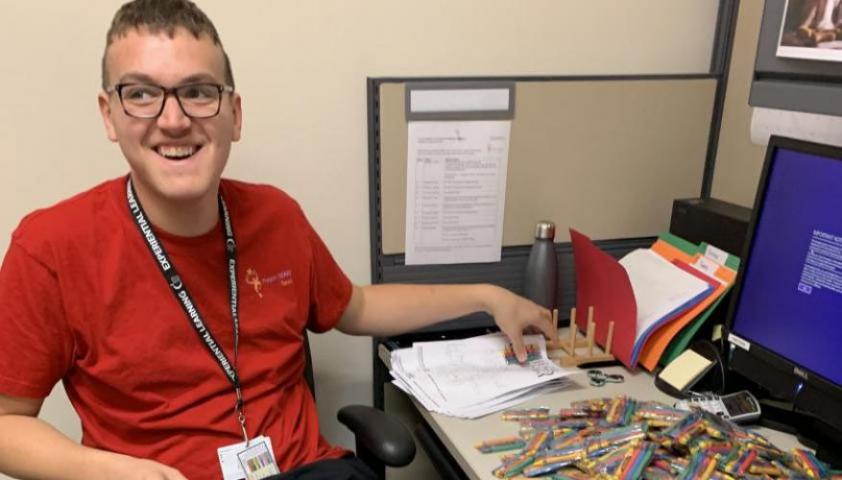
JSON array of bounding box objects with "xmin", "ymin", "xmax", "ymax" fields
[{"xmin": 265, "ymin": 457, "xmax": 378, "ymax": 480}]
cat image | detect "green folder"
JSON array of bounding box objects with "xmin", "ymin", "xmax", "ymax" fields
[
  {"xmin": 656, "ymin": 235, "xmax": 740, "ymax": 367},
  {"xmin": 657, "ymin": 231, "xmax": 700, "ymax": 256}
]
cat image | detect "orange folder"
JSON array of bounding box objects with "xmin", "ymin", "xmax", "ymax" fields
[{"xmin": 637, "ymin": 240, "xmax": 736, "ymax": 371}]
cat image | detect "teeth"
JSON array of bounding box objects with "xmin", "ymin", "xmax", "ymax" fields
[{"xmin": 157, "ymin": 145, "xmax": 197, "ymax": 159}]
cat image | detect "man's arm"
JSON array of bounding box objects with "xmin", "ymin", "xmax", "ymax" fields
[
  {"xmin": 0, "ymin": 394, "xmax": 187, "ymax": 480},
  {"xmin": 336, "ymin": 284, "xmax": 559, "ymax": 362}
]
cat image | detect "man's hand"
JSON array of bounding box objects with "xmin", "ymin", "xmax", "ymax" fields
[
  {"xmin": 337, "ymin": 283, "xmax": 560, "ymax": 356},
  {"xmin": 98, "ymin": 452, "xmax": 188, "ymax": 480},
  {"xmin": 483, "ymin": 286, "xmax": 559, "ymax": 363}
]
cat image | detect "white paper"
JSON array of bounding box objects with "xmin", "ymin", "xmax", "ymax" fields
[
  {"xmin": 693, "ymin": 256, "xmax": 723, "ymax": 281},
  {"xmin": 703, "ymin": 245, "xmax": 729, "ymax": 265},
  {"xmin": 405, "ymin": 121, "xmax": 510, "ymax": 265},
  {"xmin": 389, "ymin": 333, "xmax": 576, "ymax": 418},
  {"xmin": 619, "ymin": 249, "xmax": 710, "ymax": 345},
  {"xmin": 410, "ymin": 89, "xmax": 510, "ymax": 113},
  {"xmin": 751, "ymin": 107, "xmax": 842, "ymax": 148}
]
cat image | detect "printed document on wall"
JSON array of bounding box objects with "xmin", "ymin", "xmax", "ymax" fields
[{"xmin": 405, "ymin": 120, "xmax": 510, "ymax": 265}]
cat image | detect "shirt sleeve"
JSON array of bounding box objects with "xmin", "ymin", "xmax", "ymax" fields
[
  {"xmin": 0, "ymin": 239, "xmax": 74, "ymax": 399},
  {"xmin": 304, "ymin": 221, "xmax": 352, "ymax": 334}
]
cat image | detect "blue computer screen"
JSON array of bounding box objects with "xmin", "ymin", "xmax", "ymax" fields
[{"xmin": 730, "ymin": 147, "xmax": 842, "ymax": 387}]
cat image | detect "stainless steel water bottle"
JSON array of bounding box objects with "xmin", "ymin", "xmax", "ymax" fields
[{"xmin": 523, "ymin": 221, "xmax": 558, "ymax": 310}]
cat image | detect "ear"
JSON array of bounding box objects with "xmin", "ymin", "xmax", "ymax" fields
[
  {"xmin": 98, "ymin": 91, "xmax": 119, "ymax": 142},
  {"xmin": 231, "ymin": 92, "xmax": 242, "ymax": 142}
]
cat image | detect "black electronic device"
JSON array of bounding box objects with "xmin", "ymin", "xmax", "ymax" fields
[
  {"xmin": 669, "ymin": 198, "xmax": 751, "ymax": 338},
  {"xmin": 674, "ymin": 390, "xmax": 761, "ymax": 424},
  {"xmin": 725, "ymin": 136, "xmax": 842, "ymax": 466},
  {"xmin": 669, "ymin": 197, "xmax": 751, "ymax": 259}
]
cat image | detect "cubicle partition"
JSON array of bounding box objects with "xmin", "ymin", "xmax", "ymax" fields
[
  {"xmin": 369, "ymin": 74, "xmax": 727, "ymax": 409},
  {"xmin": 367, "ymin": 0, "xmax": 739, "ymax": 418},
  {"xmin": 375, "ymin": 75, "xmax": 720, "ymax": 310},
  {"xmin": 364, "ymin": 11, "xmax": 743, "ymax": 480}
]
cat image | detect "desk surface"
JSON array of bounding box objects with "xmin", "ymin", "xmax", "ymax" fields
[{"xmin": 413, "ymin": 365, "xmax": 804, "ymax": 480}]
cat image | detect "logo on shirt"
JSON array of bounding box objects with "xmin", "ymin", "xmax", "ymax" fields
[
  {"xmin": 244, "ymin": 268, "xmax": 294, "ymax": 299},
  {"xmin": 264, "ymin": 269, "xmax": 293, "ymax": 287},
  {"xmin": 245, "ymin": 268, "xmax": 263, "ymax": 298}
]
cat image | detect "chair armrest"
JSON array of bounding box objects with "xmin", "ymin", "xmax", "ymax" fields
[{"xmin": 337, "ymin": 405, "xmax": 416, "ymax": 467}]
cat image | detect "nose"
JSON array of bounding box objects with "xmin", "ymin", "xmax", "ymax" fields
[{"xmin": 156, "ymin": 93, "xmax": 191, "ymax": 132}]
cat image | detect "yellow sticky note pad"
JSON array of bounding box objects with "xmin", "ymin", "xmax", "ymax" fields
[{"xmin": 659, "ymin": 349, "xmax": 714, "ymax": 392}]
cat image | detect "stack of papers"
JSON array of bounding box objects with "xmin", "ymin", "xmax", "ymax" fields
[
  {"xmin": 389, "ymin": 333, "xmax": 576, "ymax": 418},
  {"xmin": 619, "ymin": 248, "xmax": 713, "ymax": 366},
  {"xmin": 639, "ymin": 234, "xmax": 740, "ymax": 371}
]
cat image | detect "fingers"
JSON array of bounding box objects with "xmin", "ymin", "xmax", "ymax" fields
[
  {"xmin": 534, "ymin": 308, "xmax": 560, "ymax": 346},
  {"xmin": 506, "ymin": 328, "xmax": 528, "ymax": 363},
  {"xmin": 494, "ymin": 291, "xmax": 561, "ymax": 362}
]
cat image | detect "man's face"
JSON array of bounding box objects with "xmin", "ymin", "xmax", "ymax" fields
[{"xmin": 98, "ymin": 27, "xmax": 241, "ymax": 206}]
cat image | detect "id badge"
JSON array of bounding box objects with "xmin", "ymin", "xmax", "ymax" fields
[
  {"xmin": 218, "ymin": 436, "xmax": 280, "ymax": 480},
  {"xmin": 238, "ymin": 440, "xmax": 281, "ymax": 479}
]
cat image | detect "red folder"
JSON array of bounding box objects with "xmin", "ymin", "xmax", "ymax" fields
[{"xmin": 569, "ymin": 229, "xmax": 637, "ymax": 369}]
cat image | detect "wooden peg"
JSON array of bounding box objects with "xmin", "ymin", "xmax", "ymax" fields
[
  {"xmin": 551, "ymin": 309, "xmax": 559, "ymax": 347},
  {"xmin": 605, "ymin": 321, "xmax": 615, "ymax": 356},
  {"xmin": 551, "ymin": 305, "xmax": 616, "ymax": 368}
]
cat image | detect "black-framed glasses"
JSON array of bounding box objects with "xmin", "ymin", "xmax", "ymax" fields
[{"xmin": 106, "ymin": 83, "xmax": 234, "ymax": 119}]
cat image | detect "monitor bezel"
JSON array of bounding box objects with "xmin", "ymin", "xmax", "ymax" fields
[{"xmin": 724, "ymin": 135, "xmax": 842, "ymax": 431}]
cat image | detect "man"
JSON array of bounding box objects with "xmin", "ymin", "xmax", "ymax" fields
[{"xmin": 0, "ymin": 1, "xmax": 556, "ymax": 479}]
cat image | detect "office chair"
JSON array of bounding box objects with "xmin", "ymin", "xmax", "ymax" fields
[{"xmin": 303, "ymin": 336, "xmax": 416, "ymax": 479}]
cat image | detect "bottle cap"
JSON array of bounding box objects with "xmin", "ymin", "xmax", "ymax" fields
[{"xmin": 534, "ymin": 221, "xmax": 555, "ymax": 240}]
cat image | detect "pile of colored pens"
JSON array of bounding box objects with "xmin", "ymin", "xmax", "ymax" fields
[{"xmin": 474, "ymin": 395, "xmax": 842, "ymax": 479}]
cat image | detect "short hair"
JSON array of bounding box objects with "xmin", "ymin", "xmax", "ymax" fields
[{"xmin": 101, "ymin": 0, "xmax": 235, "ymax": 90}]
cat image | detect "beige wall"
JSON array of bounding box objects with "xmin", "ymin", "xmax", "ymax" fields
[
  {"xmin": 0, "ymin": 1, "xmax": 723, "ymax": 475},
  {"xmin": 712, "ymin": 0, "xmax": 767, "ymax": 206}
]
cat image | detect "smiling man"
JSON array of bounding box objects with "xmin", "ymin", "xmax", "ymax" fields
[{"xmin": 0, "ymin": 1, "xmax": 556, "ymax": 479}]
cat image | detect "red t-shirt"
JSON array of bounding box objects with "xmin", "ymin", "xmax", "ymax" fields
[{"xmin": 0, "ymin": 176, "xmax": 353, "ymax": 479}]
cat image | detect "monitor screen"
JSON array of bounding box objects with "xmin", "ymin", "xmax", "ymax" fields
[{"xmin": 729, "ymin": 140, "xmax": 842, "ymax": 387}]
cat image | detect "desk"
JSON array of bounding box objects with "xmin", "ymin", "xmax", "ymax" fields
[{"xmin": 409, "ymin": 365, "xmax": 805, "ymax": 480}]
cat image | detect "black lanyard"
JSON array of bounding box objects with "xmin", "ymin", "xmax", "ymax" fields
[{"xmin": 125, "ymin": 178, "xmax": 249, "ymax": 442}]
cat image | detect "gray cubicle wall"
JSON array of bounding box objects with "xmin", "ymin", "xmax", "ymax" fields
[
  {"xmin": 369, "ymin": 76, "xmax": 718, "ymax": 332},
  {"xmin": 750, "ymin": 0, "xmax": 842, "ymax": 116}
]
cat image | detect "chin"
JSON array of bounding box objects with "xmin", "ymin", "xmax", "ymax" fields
[
  {"xmin": 160, "ymin": 182, "xmax": 217, "ymax": 203},
  {"xmin": 136, "ymin": 173, "xmax": 218, "ymax": 205}
]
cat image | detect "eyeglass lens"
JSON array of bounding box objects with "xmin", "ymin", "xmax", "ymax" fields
[{"xmin": 120, "ymin": 84, "xmax": 222, "ymax": 118}]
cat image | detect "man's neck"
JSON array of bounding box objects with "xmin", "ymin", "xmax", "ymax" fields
[{"xmin": 131, "ymin": 179, "xmax": 220, "ymax": 237}]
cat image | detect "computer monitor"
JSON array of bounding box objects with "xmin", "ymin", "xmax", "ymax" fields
[{"xmin": 726, "ymin": 136, "xmax": 842, "ymax": 463}]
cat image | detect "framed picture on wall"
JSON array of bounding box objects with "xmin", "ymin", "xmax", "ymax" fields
[{"xmin": 778, "ymin": 0, "xmax": 842, "ymax": 61}]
